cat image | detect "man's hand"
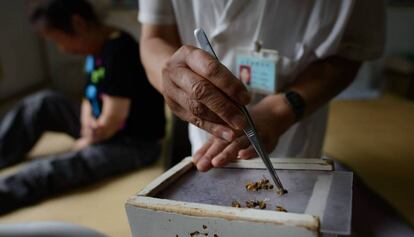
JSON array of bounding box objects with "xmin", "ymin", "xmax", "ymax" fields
[
  {"xmin": 72, "ymin": 137, "xmax": 92, "ymax": 151},
  {"xmin": 89, "ymin": 95, "xmax": 130, "ymax": 143},
  {"xmin": 80, "ymin": 99, "xmax": 96, "ymax": 138},
  {"xmin": 162, "ymin": 45, "xmax": 251, "ymax": 141},
  {"xmin": 192, "ymin": 94, "xmax": 295, "ymax": 171},
  {"xmin": 79, "ymin": 95, "xmax": 130, "ymax": 144}
]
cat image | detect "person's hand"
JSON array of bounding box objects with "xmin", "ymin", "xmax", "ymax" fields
[
  {"xmin": 80, "ymin": 99, "xmax": 94, "ymax": 138},
  {"xmin": 81, "ymin": 122, "xmax": 92, "ymax": 138},
  {"xmin": 192, "ymin": 95, "xmax": 295, "ymax": 171},
  {"xmin": 88, "ymin": 121, "xmax": 116, "ymax": 143},
  {"xmin": 80, "ymin": 117, "xmax": 97, "ymax": 139},
  {"xmin": 85, "ymin": 120, "xmax": 108, "ymax": 143},
  {"xmin": 72, "ymin": 137, "xmax": 92, "ymax": 151},
  {"xmin": 162, "ymin": 45, "xmax": 251, "ymax": 141},
  {"xmin": 88, "ymin": 120, "xmax": 103, "ymax": 141},
  {"xmin": 80, "ymin": 118, "xmax": 103, "ymax": 142}
]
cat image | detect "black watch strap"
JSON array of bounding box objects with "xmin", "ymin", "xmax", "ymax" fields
[{"xmin": 283, "ymin": 90, "xmax": 306, "ymax": 121}]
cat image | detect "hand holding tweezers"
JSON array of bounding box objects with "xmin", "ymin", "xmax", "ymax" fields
[{"xmin": 194, "ymin": 28, "xmax": 287, "ymax": 195}]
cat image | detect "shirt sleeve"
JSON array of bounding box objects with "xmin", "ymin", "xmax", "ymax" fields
[
  {"xmin": 335, "ymin": 0, "xmax": 385, "ymax": 61},
  {"xmin": 138, "ymin": 0, "xmax": 176, "ymax": 25}
]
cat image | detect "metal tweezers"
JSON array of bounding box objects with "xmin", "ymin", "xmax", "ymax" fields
[{"xmin": 194, "ymin": 28, "xmax": 287, "ymax": 195}]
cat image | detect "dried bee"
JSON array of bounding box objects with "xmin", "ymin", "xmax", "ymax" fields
[
  {"xmin": 260, "ymin": 178, "xmax": 269, "ymax": 185},
  {"xmin": 190, "ymin": 231, "xmax": 200, "ymax": 237},
  {"xmin": 214, "ymin": 235, "xmax": 219, "ymax": 237},
  {"xmin": 246, "ymin": 178, "xmax": 274, "ymax": 192},
  {"xmin": 275, "ymin": 205, "xmax": 287, "ymax": 212},
  {"xmin": 276, "ymin": 189, "xmax": 288, "ymax": 196},
  {"xmin": 231, "ymin": 200, "xmax": 241, "ymax": 208},
  {"xmin": 245, "ymin": 182, "xmax": 257, "ymax": 191},
  {"xmin": 202, "ymin": 225, "xmax": 207, "ymax": 229},
  {"xmin": 245, "ymin": 199, "xmax": 267, "ymax": 209},
  {"xmin": 245, "ymin": 200, "xmax": 256, "ymax": 208},
  {"xmin": 258, "ymin": 200, "xmax": 267, "ymax": 209}
]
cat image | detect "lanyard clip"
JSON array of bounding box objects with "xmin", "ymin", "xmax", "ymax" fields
[{"xmin": 254, "ymin": 40, "xmax": 263, "ymax": 53}]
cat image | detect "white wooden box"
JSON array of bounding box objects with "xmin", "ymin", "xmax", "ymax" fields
[{"xmin": 125, "ymin": 157, "xmax": 352, "ymax": 237}]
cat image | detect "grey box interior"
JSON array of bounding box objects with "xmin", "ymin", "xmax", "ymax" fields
[{"xmin": 156, "ymin": 167, "xmax": 353, "ymax": 235}]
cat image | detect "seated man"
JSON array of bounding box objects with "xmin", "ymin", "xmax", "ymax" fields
[{"xmin": 0, "ymin": 0, "xmax": 165, "ymax": 214}]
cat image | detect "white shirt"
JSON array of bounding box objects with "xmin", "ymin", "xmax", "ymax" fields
[{"xmin": 138, "ymin": 0, "xmax": 384, "ymax": 158}]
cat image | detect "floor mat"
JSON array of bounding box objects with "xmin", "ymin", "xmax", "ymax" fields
[{"xmin": 324, "ymin": 94, "xmax": 414, "ymax": 226}]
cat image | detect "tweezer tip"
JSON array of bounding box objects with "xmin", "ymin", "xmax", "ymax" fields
[{"xmin": 276, "ymin": 189, "xmax": 288, "ymax": 196}]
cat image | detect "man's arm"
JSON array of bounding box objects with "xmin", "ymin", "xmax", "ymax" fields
[
  {"xmin": 237, "ymin": 56, "xmax": 361, "ymax": 158},
  {"xmin": 90, "ymin": 95, "xmax": 131, "ymax": 143},
  {"xmin": 140, "ymin": 24, "xmax": 181, "ymax": 92},
  {"xmin": 193, "ymin": 56, "xmax": 361, "ymax": 171},
  {"xmin": 73, "ymin": 99, "xmax": 95, "ymax": 150},
  {"xmin": 289, "ymin": 56, "xmax": 360, "ymax": 116}
]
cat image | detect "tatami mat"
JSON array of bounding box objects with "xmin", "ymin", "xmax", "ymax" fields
[
  {"xmin": 324, "ymin": 94, "xmax": 414, "ymax": 226},
  {"xmin": 0, "ymin": 133, "xmax": 163, "ymax": 237}
]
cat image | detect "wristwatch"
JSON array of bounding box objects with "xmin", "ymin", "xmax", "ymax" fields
[{"xmin": 282, "ymin": 90, "xmax": 306, "ymax": 122}]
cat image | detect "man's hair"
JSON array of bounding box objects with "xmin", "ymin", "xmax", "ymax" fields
[{"xmin": 30, "ymin": 0, "xmax": 100, "ymax": 34}]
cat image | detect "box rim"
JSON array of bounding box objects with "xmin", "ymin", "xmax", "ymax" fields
[{"xmin": 126, "ymin": 196, "xmax": 320, "ymax": 232}]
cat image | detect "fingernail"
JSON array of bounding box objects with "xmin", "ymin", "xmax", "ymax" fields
[
  {"xmin": 238, "ymin": 92, "xmax": 251, "ymax": 105},
  {"xmin": 231, "ymin": 115, "xmax": 246, "ymax": 130},
  {"xmin": 221, "ymin": 131, "xmax": 233, "ymax": 141}
]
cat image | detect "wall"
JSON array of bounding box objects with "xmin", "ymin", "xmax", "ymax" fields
[
  {"xmin": 339, "ymin": 6, "xmax": 414, "ymax": 99},
  {"xmin": 0, "ymin": 0, "xmax": 48, "ymax": 101},
  {"xmin": 386, "ymin": 7, "xmax": 414, "ymax": 54},
  {"xmin": 2, "ymin": 2, "xmax": 412, "ymax": 101},
  {"xmin": 106, "ymin": 9, "xmax": 140, "ymax": 40}
]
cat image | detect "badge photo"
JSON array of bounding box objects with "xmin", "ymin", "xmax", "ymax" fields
[{"xmin": 236, "ymin": 48, "xmax": 280, "ymax": 95}]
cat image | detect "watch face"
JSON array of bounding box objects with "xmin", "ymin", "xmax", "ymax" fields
[{"xmin": 285, "ymin": 91, "xmax": 306, "ymax": 121}]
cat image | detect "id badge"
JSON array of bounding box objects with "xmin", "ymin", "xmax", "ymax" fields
[{"xmin": 235, "ymin": 48, "xmax": 279, "ymax": 95}]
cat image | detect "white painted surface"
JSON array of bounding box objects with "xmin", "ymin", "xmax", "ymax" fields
[
  {"xmin": 305, "ymin": 174, "xmax": 334, "ymax": 221},
  {"xmin": 128, "ymin": 196, "xmax": 319, "ymax": 228},
  {"xmin": 225, "ymin": 157, "xmax": 333, "ymax": 171},
  {"xmin": 126, "ymin": 203, "xmax": 318, "ymax": 237}
]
